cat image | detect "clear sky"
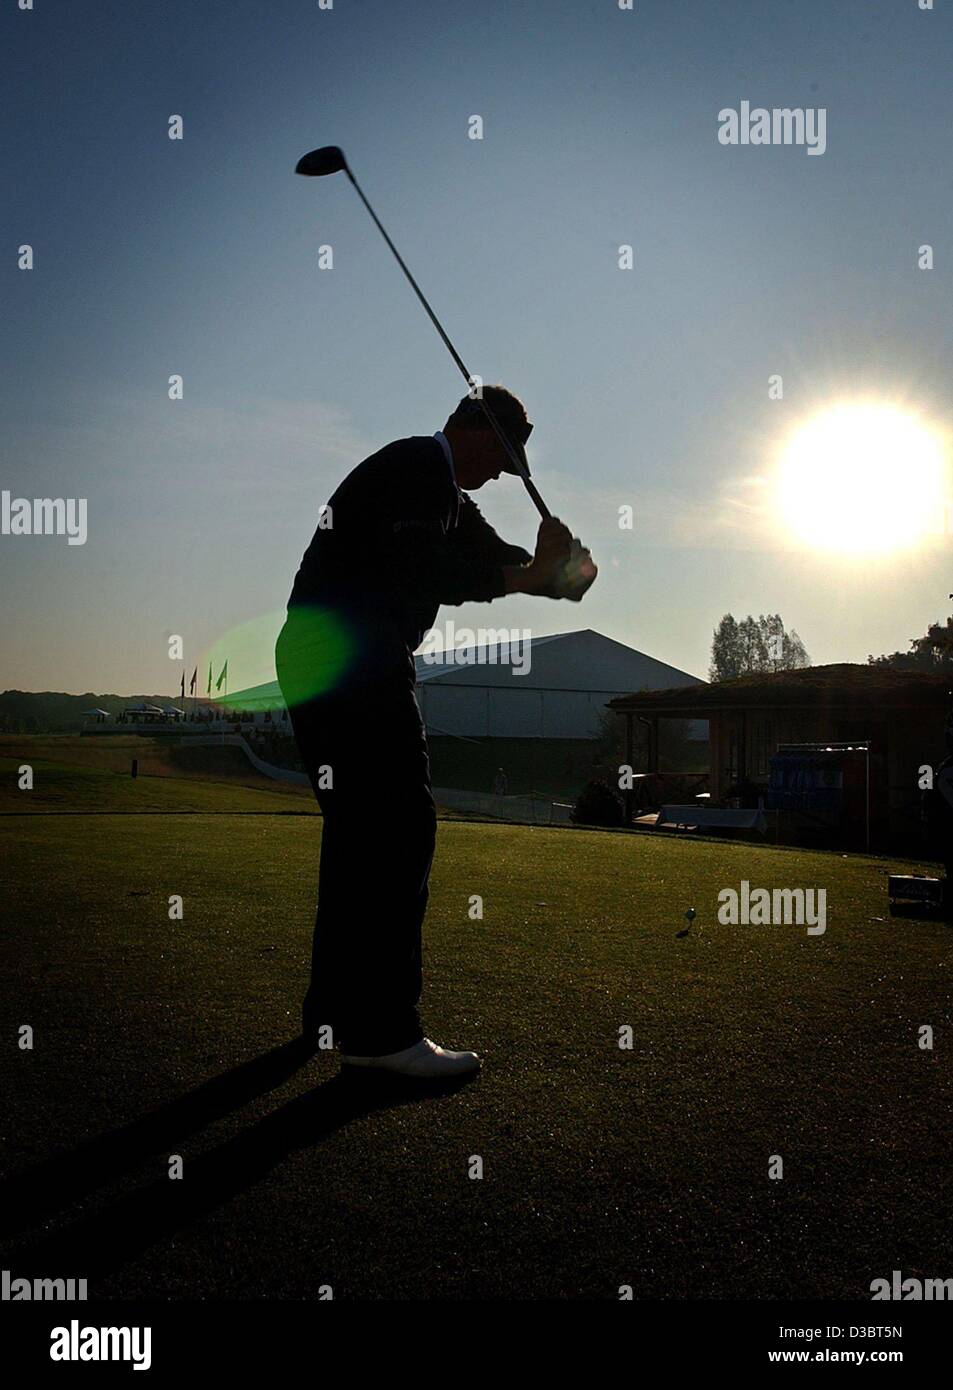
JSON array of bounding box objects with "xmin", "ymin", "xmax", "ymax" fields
[{"xmin": 2, "ymin": 0, "xmax": 952, "ymax": 695}]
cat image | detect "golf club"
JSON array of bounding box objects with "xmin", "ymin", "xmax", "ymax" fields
[{"xmin": 294, "ymin": 144, "xmax": 553, "ymax": 517}]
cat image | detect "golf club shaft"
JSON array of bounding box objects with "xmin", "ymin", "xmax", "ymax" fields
[{"xmin": 344, "ymin": 168, "xmax": 551, "ymax": 520}]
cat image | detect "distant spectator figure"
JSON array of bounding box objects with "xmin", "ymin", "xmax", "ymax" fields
[{"xmin": 493, "ymin": 767, "xmax": 508, "ymax": 797}]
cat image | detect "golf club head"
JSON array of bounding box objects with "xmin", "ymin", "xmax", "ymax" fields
[{"xmin": 295, "ymin": 145, "xmax": 349, "ymax": 178}]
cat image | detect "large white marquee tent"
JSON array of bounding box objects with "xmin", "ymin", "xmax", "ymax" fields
[{"xmin": 226, "ymin": 629, "xmax": 703, "ymax": 742}]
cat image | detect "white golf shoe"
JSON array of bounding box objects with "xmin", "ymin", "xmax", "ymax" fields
[{"xmin": 340, "ymin": 1037, "xmax": 481, "ymax": 1079}]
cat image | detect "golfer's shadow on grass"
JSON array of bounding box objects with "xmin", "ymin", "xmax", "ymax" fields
[{"xmin": 0, "ymin": 1037, "xmax": 470, "ymax": 1280}]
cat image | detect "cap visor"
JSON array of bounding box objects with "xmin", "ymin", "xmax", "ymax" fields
[{"xmin": 503, "ymin": 439, "xmax": 530, "ymax": 477}]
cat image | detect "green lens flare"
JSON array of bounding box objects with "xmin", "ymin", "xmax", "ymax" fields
[
  {"xmin": 203, "ymin": 610, "xmax": 287, "ymax": 711},
  {"xmin": 275, "ymin": 606, "xmax": 356, "ymax": 707}
]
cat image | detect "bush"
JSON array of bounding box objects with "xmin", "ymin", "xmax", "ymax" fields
[{"xmin": 571, "ymin": 779, "xmax": 624, "ymax": 827}]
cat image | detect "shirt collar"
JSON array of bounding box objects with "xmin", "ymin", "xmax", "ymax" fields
[{"xmin": 433, "ymin": 430, "xmax": 458, "ymax": 487}]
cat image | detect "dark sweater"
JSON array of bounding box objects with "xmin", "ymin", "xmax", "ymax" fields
[{"xmin": 285, "ymin": 436, "xmax": 532, "ymax": 689}]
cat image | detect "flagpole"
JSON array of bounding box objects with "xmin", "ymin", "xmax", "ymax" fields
[{"xmin": 217, "ymin": 660, "xmax": 228, "ymax": 746}]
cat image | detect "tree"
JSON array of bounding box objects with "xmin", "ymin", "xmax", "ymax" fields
[
  {"xmin": 709, "ymin": 614, "xmax": 742, "ymax": 682},
  {"xmin": 737, "ymin": 616, "xmax": 768, "ymax": 674},
  {"xmin": 781, "ymin": 628, "xmax": 810, "ymax": 671},
  {"xmin": 710, "ymin": 613, "xmax": 810, "ymax": 681},
  {"xmin": 868, "ymin": 614, "xmax": 953, "ymax": 671}
]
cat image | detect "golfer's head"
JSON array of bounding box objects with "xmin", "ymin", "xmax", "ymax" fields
[{"xmin": 444, "ymin": 386, "xmax": 532, "ymax": 490}]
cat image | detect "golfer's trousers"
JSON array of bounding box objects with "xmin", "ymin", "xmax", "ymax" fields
[{"xmin": 282, "ymin": 675, "xmax": 435, "ymax": 1056}]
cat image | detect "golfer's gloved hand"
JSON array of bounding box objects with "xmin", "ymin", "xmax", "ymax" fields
[
  {"xmin": 529, "ymin": 519, "xmax": 598, "ymax": 601},
  {"xmin": 533, "ymin": 517, "xmax": 573, "ymax": 572},
  {"xmin": 546, "ymin": 537, "xmax": 598, "ymax": 600}
]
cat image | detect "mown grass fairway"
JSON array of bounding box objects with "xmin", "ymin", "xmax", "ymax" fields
[
  {"xmin": 0, "ymin": 735, "xmax": 314, "ymax": 814},
  {"xmin": 1, "ymin": 757, "xmax": 951, "ymax": 1299}
]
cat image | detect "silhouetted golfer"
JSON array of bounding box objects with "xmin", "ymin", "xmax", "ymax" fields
[{"xmin": 276, "ymin": 387, "xmax": 585, "ymax": 1078}]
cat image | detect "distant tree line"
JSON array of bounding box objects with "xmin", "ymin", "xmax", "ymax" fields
[
  {"xmin": 0, "ymin": 690, "xmax": 191, "ymax": 734},
  {"xmin": 868, "ymin": 614, "xmax": 953, "ymax": 671},
  {"xmin": 0, "ymin": 711, "xmax": 41, "ymax": 733}
]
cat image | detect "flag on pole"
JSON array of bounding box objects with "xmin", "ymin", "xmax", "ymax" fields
[
  {"xmin": 189, "ymin": 666, "xmax": 197, "ymax": 694},
  {"xmin": 207, "ymin": 661, "xmax": 213, "ymax": 695},
  {"xmin": 180, "ymin": 672, "xmax": 185, "ymax": 698},
  {"xmin": 215, "ymin": 660, "xmax": 228, "ymax": 692}
]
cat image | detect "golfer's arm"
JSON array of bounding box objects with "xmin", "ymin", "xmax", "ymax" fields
[
  {"xmin": 385, "ymin": 521, "xmax": 521, "ymax": 605},
  {"xmin": 383, "ymin": 480, "xmax": 542, "ymax": 602},
  {"xmin": 502, "ymin": 562, "xmax": 543, "ymax": 595},
  {"xmin": 456, "ymin": 495, "xmax": 532, "ymax": 567}
]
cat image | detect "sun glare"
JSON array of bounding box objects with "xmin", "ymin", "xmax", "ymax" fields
[{"xmin": 774, "ymin": 402, "xmax": 947, "ymax": 554}]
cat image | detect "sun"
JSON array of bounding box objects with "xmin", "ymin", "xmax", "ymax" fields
[{"xmin": 774, "ymin": 402, "xmax": 947, "ymax": 554}]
